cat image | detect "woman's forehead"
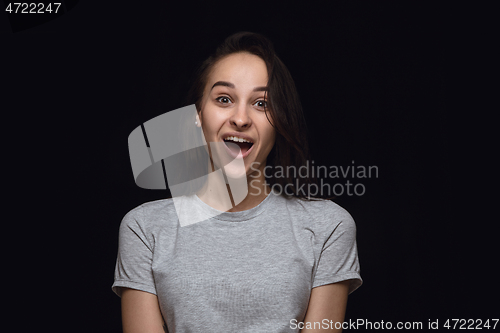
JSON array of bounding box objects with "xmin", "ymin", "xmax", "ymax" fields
[{"xmin": 207, "ymin": 53, "xmax": 268, "ymax": 88}]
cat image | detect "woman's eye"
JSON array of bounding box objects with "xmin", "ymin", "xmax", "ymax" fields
[
  {"xmin": 254, "ymin": 100, "xmax": 267, "ymax": 108},
  {"xmin": 216, "ymin": 96, "xmax": 231, "ymax": 104}
]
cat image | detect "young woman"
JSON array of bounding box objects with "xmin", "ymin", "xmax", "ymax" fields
[{"xmin": 113, "ymin": 32, "xmax": 362, "ymax": 333}]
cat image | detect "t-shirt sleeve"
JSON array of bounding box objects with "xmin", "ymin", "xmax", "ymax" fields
[
  {"xmin": 312, "ymin": 209, "xmax": 362, "ymax": 294},
  {"xmin": 112, "ymin": 205, "xmax": 157, "ymax": 297}
]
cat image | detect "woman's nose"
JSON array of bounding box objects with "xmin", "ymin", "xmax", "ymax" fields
[{"xmin": 229, "ymin": 104, "xmax": 252, "ymax": 129}]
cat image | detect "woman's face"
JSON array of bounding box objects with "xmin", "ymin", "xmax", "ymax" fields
[{"xmin": 197, "ymin": 52, "xmax": 276, "ymax": 178}]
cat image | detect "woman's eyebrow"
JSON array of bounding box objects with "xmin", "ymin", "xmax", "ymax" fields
[
  {"xmin": 210, "ymin": 81, "xmax": 268, "ymax": 92},
  {"xmin": 211, "ymin": 81, "xmax": 234, "ymax": 90},
  {"xmin": 252, "ymin": 86, "xmax": 268, "ymax": 92}
]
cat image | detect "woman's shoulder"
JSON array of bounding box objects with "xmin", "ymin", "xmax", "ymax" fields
[
  {"xmin": 277, "ymin": 195, "xmax": 356, "ymax": 232},
  {"xmin": 279, "ymin": 195, "xmax": 353, "ymax": 218},
  {"xmin": 120, "ymin": 197, "xmax": 179, "ymax": 230}
]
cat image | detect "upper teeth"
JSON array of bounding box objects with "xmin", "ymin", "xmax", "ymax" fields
[{"xmin": 225, "ymin": 136, "xmax": 252, "ymax": 143}]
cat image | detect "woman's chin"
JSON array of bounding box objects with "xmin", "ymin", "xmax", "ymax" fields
[{"xmin": 222, "ymin": 164, "xmax": 248, "ymax": 180}]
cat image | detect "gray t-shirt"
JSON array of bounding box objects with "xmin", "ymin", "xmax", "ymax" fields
[{"xmin": 112, "ymin": 190, "xmax": 362, "ymax": 332}]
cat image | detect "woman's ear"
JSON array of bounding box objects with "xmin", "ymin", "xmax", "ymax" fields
[{"xmin": 195, "ymin": 112, "xmax": 202, "ymax": 128}]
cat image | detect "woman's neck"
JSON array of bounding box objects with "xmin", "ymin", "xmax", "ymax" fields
[{"xmin": 196, "ymin": 167, "xmax": 271, "ymax": 213}]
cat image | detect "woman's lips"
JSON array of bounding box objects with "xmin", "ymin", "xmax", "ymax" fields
[{"xmin": 222, "ymin": 140, "xmax": 254, "ymax": 159}]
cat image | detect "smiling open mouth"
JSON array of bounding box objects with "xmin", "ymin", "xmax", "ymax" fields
[{"xmin": 223, "ymin": 136, "xmax": 254, "ymax": 156}]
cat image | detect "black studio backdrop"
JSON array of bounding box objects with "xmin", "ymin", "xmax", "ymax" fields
[{"xmin": 3, "ymin": 1, "xmax": 495, "ymax": 332}]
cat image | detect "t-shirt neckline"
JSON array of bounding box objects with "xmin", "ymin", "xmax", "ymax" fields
[{"xmin": 190, "ymin": 189, "xmax": 277, "ymax": 222}]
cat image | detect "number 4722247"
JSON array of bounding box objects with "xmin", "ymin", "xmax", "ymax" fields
[
  {"xmin": 5, "ymin": 3, "xmax": 62, "ymax": 14},
  {"xmin": 444, "ymin": 319, "xmax": 499, "ymax": 330}
]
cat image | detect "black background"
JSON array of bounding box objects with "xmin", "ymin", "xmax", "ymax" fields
[{"xmin": 2, "ymin": 1, "xmax": 495, "ymax": 332}]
